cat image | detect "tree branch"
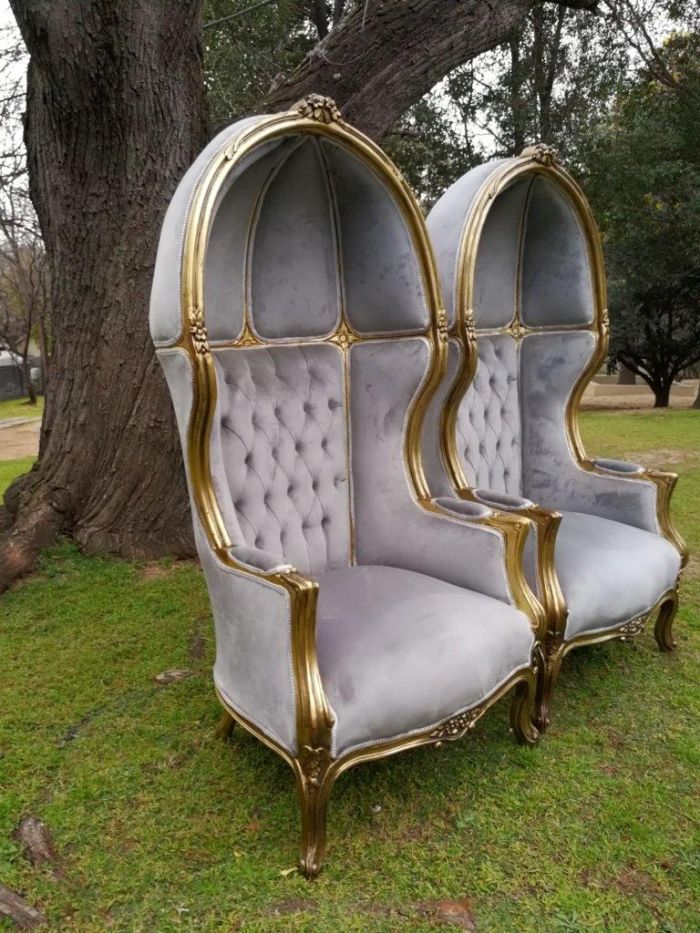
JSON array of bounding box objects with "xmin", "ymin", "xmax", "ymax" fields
[{"xmin": 264, "ymin": 0, "xmax": 554, "ymax": 138}]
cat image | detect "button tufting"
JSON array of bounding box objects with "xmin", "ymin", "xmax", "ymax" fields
[
  {"xmin": 328, "ymin": 399, "xmax": 340, "ymax": 411},
  {"xmin": 303, "ymin": 402, "xmax": 312, "ymax": 414},
  {"xmin": 321, "ymin": 438, "xmax": 328, "ymax": 450},
  {"xmin": 312, "ymin": 479, "xmax": 319, "ymax": 491},
  {"xmin": 255, "ymin": 536, "xmax": 263, "ymax": 548},
  {"xmin": 244, "ymin": 453, "xmax": 253, "ymax": 466},
  {"xmin": 295, "ymin": 441, "xmax": 303, "ymax": 453},
  {"xmin": 321, "ymin": 516, "xmax": 330, "ymax": 527}
]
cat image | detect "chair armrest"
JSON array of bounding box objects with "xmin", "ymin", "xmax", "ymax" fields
[
  {"xmin": 450, "ymin": 490, "xmax": 565, "ymax": 639},
  {"xmin": 592, "ymin": 458, "xmax": 644, "ymax": 475},
  {"xmin": 229, "ymin": 545, "xmax": 294, "ymax": 575},
  {"xmin": 421, "ymin": 497, "xmax": 546, "ymax": 639},
  {"xmin": 473, "ymin": 488, "xmax": 535, "ymax": 510},
  {"xmin": 574, "ymin": 459, "xmax": 687, "ymax": 565}
]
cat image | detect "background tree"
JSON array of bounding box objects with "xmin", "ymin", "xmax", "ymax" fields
[{"xmin": 583, "ymin": 31, "xmax": 700, "ymax": 406}]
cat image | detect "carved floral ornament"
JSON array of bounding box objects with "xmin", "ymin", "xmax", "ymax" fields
[
  {"xmin": 430, "ymin": 708, "xmax": 481, "ymax": 740},
  {"xmin": 520, "ymin": 142, "xmax": 558, "ymax": 167},
  {"xmin": 293, "ymin": 94, "xmax": 343, "ymax": 125},
  {"xmin": 618, "ymin": 615, "xmax": 646, "ymax": 637},
  {"xmin": 190, "ymin": 306, "xmax": 209, "ymax": 354},
  {"xmin": 437, "ymin": 308, "xmax": 450, "ymax": 343}
]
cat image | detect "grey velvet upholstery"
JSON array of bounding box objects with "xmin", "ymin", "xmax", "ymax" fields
[
  {"xmin": 213, "ymin": 344, "xmax": 350, "ymax": 576},
  {"xmin": 457, "ymin": 335, "xmax": 521, "ymax": 495},
  {"xmin": 315, "ymin": 565, "xmax": 534, "ymax": 755},
  {"xmin": 427, "ymin": 157, "xmax": 681, "ymax": 640},
  {"xmin": 152, "ymin": 119, "xmax": 536, "ymax": 761},
  {"xmin": 555, "ymin": 512, "xmax": 680, "ymax": 638}
]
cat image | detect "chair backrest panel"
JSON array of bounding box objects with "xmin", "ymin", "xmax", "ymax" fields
[
  {"xmin": 455, "ymin": 334, "xmax": 521, "ymax": 495},
  {"xmin": 427, "ymin": 157, "xmax": 602, "ymax": 502},
  {"xmin": 213, "ymin": 344, "xmax": 350, "ymax": 575}
]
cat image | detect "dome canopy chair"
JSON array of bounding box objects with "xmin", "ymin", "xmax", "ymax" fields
[
  {"xmin": 150, "ymin": 96, "xmax": 545, "ymax": 878},
  {"xmin": 424, "ymin": 144, "xmax": 687, "ymax": 731}
]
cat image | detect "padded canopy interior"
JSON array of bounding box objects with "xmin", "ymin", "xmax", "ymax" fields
[
  {"xmin": 202, "ymin": 132, "xmax": 430, "ymax": 344},
  {"xmin": 472, "ymin": 174, "xmax": 594, "ymax": 329}
]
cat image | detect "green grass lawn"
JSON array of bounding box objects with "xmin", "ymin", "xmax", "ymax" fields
[
  {"xmin": 0, "ymin": 458, "xmax": 36, "ymax": 498},
  {"xmin": 1, "ymin": 410, "xmax": 699, "ymax": 931},
  {"xmin": 0, "ymin": 396, "xmax": 44, "ymax": 421}
]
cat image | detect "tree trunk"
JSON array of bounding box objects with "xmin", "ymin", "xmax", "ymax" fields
[
  {"xmin": 0, "ymin": 0, "xmax": 597, "ymax": 590},
  {"xmin": 693, "ymin": 381, "xmax": 700, "ymax": 409},
  {"xmin": 1, "ymin": 1, "xmax": 207, "ymax": 588},
  {"xmin": 617, "ymin": 363, "xmax": 636, "ymax": 385},
  {"xmin": 653, "ymin": 383, "xmax": 671, "ymax": 408}
]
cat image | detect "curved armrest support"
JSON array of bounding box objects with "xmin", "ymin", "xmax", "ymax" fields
[
  {"xmin": 194, "ymin": 531, "xmax": 334, "ymax": 761},
  {"xmin": 579, "ymin": 460, "xmax": 687, "ymax": 566},
  {"xmin": 454, "ymin": 490, "xmax": 566, "ymax": 642},
  {"xmin": 425, "ymin": 497, "xmax": 546, "ymax": 640}
]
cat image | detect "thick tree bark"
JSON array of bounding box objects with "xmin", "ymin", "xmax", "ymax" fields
[
  {"xmin": 1, "ymin": 1, "xmax": 207, "ymax": 588},
  {"xmin": 0, "ymin": 0, "xmax": 596, "ymax": 590}
]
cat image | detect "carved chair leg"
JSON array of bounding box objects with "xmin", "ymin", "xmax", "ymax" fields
[
  {"xmin": 295, "ymin": 752, "xmax": 336, "ymax": 879},
  {"xmin": 214, "ymin": 710, "xmax": 236, "ymax": 740},
  {"xmin": 655, "ymin": 588, "xmax": 679, "ymax": 652},
  {"xmin": 510, "ymin": 671, "xmax": 540, "ymax": 745},
  {"xmin": 534, "ymin": 642, "xmax": 565, "ymax": 733}
]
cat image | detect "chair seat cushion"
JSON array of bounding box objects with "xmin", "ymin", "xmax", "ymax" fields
[
  {"xmin": 555, "ymin": 512, "xmax": 682, "ymax": 640},
  {"xmin": 315, "ymin": 565, "xmax": 534, "ymax": 756}
]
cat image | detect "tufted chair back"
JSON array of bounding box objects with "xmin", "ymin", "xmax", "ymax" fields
[
  {"xmin": 151, "ymin": 107, "xmax": 438, "ymax": 577},
  {"xmin": 425, "ymin": 154, "xmax": 606, "ymax": 508}
]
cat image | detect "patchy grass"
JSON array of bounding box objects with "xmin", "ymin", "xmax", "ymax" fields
[
  {"xmin": 0, "ymin": 457, "xmax": 36, "ymax": 497},
  {"xmin": 0, "ymin": 396, "xmax": 44, "ymax": 422},
  {"xmin": 1, "ymin": 410, "xmax": 699, "ymax": 931}
]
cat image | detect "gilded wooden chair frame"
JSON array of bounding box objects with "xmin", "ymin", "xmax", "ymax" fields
[
  {"xmin": 437, "ymin": 144, "xmax": 687, "ymax": 730},
  {"xmin": 167, "ymin": 98, "xmax": 546, "ymax": 877}
]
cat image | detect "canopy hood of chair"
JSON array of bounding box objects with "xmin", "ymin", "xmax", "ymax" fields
[
  {"xmin": 150, "ymin": 98, "xmax": 440, "ymax": 350},
  {"xmin": 428, "ymin": 145, "xmax": 606, "ymax": 333}
]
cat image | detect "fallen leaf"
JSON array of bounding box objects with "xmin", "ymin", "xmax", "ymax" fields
[
  {"xmin": 279, "ymin": 866, "xmax": 298, "ymax": 877},
  {"xmin": 153, "ymin": 669, "xmax": 193, "ymax": 685}
]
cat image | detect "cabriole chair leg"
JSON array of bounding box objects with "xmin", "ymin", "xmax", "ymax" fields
[
  {"xmin": 534, "ymin": 643, "xmax": 565, "ymax": 733},
  {"xmin": 655, "ymin": 588, "xmax": 679, "ymax": 652},
  {"xmin": 295, "ymin": 752, "xmax": 336, "ymax": 879},
  {"xmin": 510, "ymin": 671, "xmax": 540, "ymax": 745},
  {"xmin": 214, "ymin": 710, "xmax": 235, "ymax": 740}
]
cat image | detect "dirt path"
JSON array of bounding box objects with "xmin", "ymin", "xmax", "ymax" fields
[{"xmin": 0, "ymin": 419, "xmax": 41, "ymax": 459}]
